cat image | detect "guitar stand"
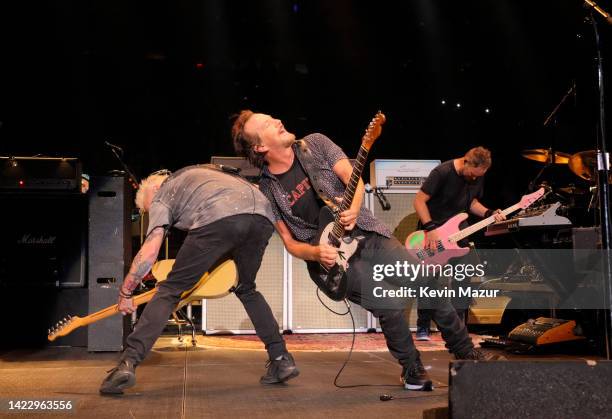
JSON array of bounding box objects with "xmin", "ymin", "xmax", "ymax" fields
[{"xmin": 168, "ymin": 307, "xmax": 197, "ymax": 347}]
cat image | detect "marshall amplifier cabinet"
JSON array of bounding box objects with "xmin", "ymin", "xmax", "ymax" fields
[
  {"xmin": 0, "ymin": 156, "xmax": 82, "ymax": 191},
  {"xmin": 0, "ymin": 193, "xmax": 87, "ymax": 289},
  {"xmin": 0, "ymin": 192, "xmax": 87, "ymax": 348}
]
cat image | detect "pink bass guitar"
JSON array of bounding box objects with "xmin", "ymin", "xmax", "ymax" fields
[{"xmin": 405, "ymin": 188, "xmax": 545, "ymax": 265}]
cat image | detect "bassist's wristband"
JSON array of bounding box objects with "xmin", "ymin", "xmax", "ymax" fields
[
  {"xmin": 484, "ymin": 209, "xmax": 494, "ymax": 218},
  {"xmin": 119, "ymin": 289, "xmax": 133, "ymax": 299},
  {"xmin": 423, "ymin": 221, "xmax": 437, "ymax": 231}
]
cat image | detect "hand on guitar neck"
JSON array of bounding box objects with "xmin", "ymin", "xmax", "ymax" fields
[
  {"xmin": 334, "ymin": 196, "xmax": 359, "ymax": 231},
  {"xmin": 118, "ymin": 293, "xmax": 136, "ymax": 315}
]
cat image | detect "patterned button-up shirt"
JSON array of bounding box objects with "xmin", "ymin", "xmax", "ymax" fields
[{"xmin": 259, "ymin": 133, "xmax": 392, "ymax": 243}]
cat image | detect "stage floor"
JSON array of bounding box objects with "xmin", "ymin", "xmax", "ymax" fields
[{"xmin": 0, "ymin": 333, "xmax": 599, "ymax": 419}]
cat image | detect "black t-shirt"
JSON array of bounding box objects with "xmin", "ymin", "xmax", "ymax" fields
[
  {"xmin": 276, "ymin": 157, "xmax": 324, "ymax": 226},
  {"xmin": 421, "ymin": 159, "xmax": 484, "ymax": 225}
]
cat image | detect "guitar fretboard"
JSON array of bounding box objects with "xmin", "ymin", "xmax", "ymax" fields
[
  {"xmin": 330, "ymin": 145, "xmax": 369, "ymax": 240},
  {"xmin": 448, "ymin": 203, "xmax": 521, "ymax": 243}
]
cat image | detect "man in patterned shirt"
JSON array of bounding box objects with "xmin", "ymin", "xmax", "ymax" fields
[{"xmin": 231, "ymin": 110, "xmax": 502, "ymax": 392}]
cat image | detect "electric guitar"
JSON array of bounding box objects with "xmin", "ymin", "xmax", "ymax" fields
[
  {"xmin": 47, "ymin": 259, "xmax": 237, "ymax": 342},
  {"xmin": 306, "ymin": 111, "xmax": 386, "ymax": 301},
  {"xmin": 405, "ymin": 188, "xmax": 545, "ymax": 265}
]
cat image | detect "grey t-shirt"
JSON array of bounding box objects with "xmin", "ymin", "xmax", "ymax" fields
[{"xmin": 146, "ymin": 165, "xmax": 275, "ymax": 235}]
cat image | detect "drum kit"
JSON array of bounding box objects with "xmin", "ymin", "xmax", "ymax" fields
[{"xmin": 522, "ymin": 148, "xmax": 609, "ymax": 225}]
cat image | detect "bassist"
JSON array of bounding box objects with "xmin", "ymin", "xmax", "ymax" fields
[{"xmin": 413, "ymin": 147, "xmax": 505, "ymax": 340}]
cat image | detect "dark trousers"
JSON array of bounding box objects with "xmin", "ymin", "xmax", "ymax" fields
[
  {"xmin": 122, "ymin": 214, "xmax": 286, "ymax": 365},
  {"xmin": 346, "ymin": 230, "xmax": 473, "ymax": 366},
  {"xmin": 417, "ymin": 249, "xmax": 477, "ymax": 330}
]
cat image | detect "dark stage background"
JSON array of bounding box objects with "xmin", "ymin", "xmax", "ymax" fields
[{"xmin": 1, "ymin": 0, "xmax": 610, "ymax": 210}]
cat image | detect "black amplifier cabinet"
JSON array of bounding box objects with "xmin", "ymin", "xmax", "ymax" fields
[
  {"xmin": 0, "ymin": 192, "xmax": 88, "ymax": 348},
  {"xmin": 0, "ymin": 156, "xmax": 82, "ymax": 191},
  {"xmin": 87, "ymin": 176, "xmax": 132, "ymax": 351},
  {"xmin": 0, "ymin": 192, "xmax": 87, "ymax": 289}
]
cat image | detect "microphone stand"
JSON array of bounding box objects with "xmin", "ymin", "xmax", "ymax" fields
[
  {"xmin": 584, "ymin": 1, "xmax": 612, "ymax": 359},
  {"xmin": 527, "ymin": 84, "xmax": 575, "ymax": 192},
  {"xmin": 105, "ymin": 141, "xmax": 140, "ymax": 190}
]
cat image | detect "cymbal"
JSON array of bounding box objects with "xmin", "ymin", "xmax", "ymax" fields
[
  {"xmin": 557, "ymin": 185, "xmax": 588, "ymax": 195},
  {"xmin": 568, "ymin": 150, "xmax": 612, "ymax": 182},
  {"xmin": 522, "ymin": 149, "xmax": 571, "ymax": 164}
]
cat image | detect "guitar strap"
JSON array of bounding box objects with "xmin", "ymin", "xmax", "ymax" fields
[{"xmin": 293, "ymin": 140, "xmax": 338, "ymax": 211}]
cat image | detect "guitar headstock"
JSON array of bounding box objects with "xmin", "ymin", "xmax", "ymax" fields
[
  {"xmin": 362, "ymin": 111, "xmax": 386, "ymax": 151},
  {"xmin": 518, "ymin": 187, "xmax": 545, "ymax": 209},
  {"xmin": 47, "ymin": 315, "xmax": 83, "ymax": 342}
]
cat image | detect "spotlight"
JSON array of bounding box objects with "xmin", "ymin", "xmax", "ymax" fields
[
  {"xmin": 485, "ymin": 108, "xmax": 491, "ymax": 114},
  {"xmin": 441, "ymin": 99, "xmax": 446, "ymax": 105},
  {"xmin": 456, "ymin": 103, "xmax": 461, "ymax": 108}
]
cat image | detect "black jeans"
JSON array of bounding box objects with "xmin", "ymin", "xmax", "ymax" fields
[
  {"xmin": 346, "ymin": 229, "xmax": 474, "ymax": 366},
  {"xmin": 417, "ymin": 249, "xmax": 478, "ymax": 329},
  {"xmin": 122, "ymin": 214, "xmax": 287, "ymax": 365}
]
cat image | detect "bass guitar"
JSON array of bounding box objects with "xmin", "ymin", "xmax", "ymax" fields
[
  {"xmin": 307, "ymin": 111, "xmax": 385, "ymax": 301},
  {"xmin": 405, "ymin": 188, "xmax": 545, "ymax": 265}
]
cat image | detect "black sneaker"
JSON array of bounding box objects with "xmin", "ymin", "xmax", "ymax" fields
[
  {"xmin": 401, "ymin": 359, "xmax": 433, "ymax": 391},
  {"xmin": 260, "ymin": 353, "xmax": 300, "ymax": 384},
  {"xmin": 99, "ymin": 359, "xmax": 136, "ymax": 395},
  {"xmin": 456, "ymin": 347, "xmax": 507, "ymax": 361},
  {"xmin": 415, "ymin": 327, "xmax": 431, "ymax": 341}
]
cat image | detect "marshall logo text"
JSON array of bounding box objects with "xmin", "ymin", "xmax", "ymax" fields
[{"xmin": 17, "ymin": 234, "xmax": 57, "ymax": 245}]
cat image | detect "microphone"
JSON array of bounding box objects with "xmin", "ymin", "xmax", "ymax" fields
[
  {"xmin": 375, "ymin": 188, "xmax": 391, "ymax": 211},
  {"xmin": 105, "ymin": 140, "xmax": 124, "ymax": 153}
]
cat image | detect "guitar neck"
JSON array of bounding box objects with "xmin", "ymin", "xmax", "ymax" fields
[
  {"xmin": 449, "ymin": 203, "xmax": 521, "ymax": 242},
  {"xmin": 79, "ymin": 288, "xmax": 157, "ymax": 327},
  {"xmin": 331, "ymin": 145, "xmax": 369, "ymax": 238}
]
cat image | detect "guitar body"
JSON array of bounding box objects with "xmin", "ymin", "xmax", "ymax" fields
[
  {"xmin": 153, "ymin": 258, "xmax": 238, "ymax": 306},
  {"xmin": 405, "ymin": 213, "xmax": 470, "ymax": 265},
  {"xmin": 307, "ymin": 206, "xmax": 360, "ymax": 301}
]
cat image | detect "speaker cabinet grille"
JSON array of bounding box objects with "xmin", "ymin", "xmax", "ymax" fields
[
  {"xmin": 290, "ymin": 256, "xmax": 368, "ymax": 331},
  {"xmin": 368, "ymin": 190, "xmax": 421, "ymax": 328},
  {"xmin": 205, "ymin": 232, "xmax": 285, "ymax": 332}
]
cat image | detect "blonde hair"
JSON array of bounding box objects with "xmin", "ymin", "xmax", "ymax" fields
[{"xmin": 135, "ymin": 173, "xmax": 169, "ymax": 210}]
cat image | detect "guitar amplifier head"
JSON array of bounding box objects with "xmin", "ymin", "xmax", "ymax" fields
[
  {"xmin": 369, "ymin": 159, "xmax": 440, "ymax": 190},
  {"xmin": 0, "ymin": 156, "xmax": 82, "ymax": 191}
]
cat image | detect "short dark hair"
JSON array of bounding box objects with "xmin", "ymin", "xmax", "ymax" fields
[
  {"xmin": 465, "ymin": 146, "xmax": 492, "ymax": 168},
  {"xmin": 231, "ymin": 109, "xmax": 266, "ymax": 169}
]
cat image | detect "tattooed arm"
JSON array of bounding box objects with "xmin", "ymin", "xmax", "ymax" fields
[{"xmin": 118, "ymin": 227, "xmax": 165, "ymax": 314}]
